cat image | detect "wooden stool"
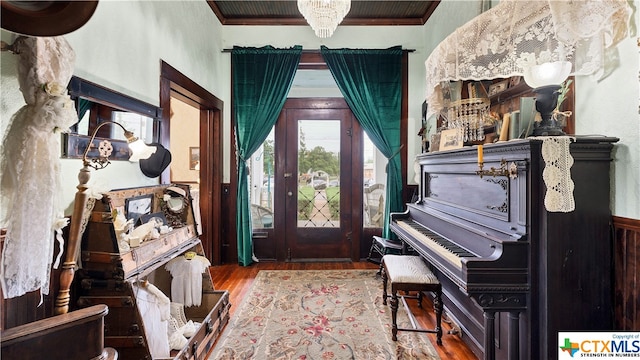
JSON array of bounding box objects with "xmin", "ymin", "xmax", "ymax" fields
[{"xmin": 381, "ymin": 254, "xmax": 443, "ymax": 345}]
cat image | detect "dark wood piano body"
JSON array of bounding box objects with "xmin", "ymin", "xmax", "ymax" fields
[
  {"xmin": 75, "ymin": 184, "xmax": 230, "ymax": 360},
  {"xmin": 390, "ymin": 137, "xmax": 617, "ymax": 360}
]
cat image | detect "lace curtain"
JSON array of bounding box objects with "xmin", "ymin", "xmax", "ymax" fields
[
  {"xmin": 424, "ymin": 0, "xmax": 632, "ymax": 119},
  {"xmin": 0, "ymin": 37, "xmax": 77, "ymax": 299}
]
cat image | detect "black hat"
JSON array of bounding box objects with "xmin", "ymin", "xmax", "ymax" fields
[
  {"xmin": 1, "ymin": 1, "xmax": 99, "ymax": 37},
  {"xmin": 139, "ymin": 143, "xmax": 172, "ymax": 178}
]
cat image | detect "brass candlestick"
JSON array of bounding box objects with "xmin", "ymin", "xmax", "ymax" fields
[{"xmin": 476, "ymin": 159, "xmax": 518, "ymax": 179}]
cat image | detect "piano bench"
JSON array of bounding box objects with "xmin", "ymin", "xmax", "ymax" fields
[
  {"xmin": 367, "ymin": 235, "xmax": 404, "ymax": 267},
  {"xmin": 381, "ymin": 254, "xmax": 443, "ymax": 345}
]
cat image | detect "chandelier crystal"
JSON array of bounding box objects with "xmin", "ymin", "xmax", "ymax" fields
[{"xmin": 297, "ymin": 0, "xmax": 351, "ymax": 38}]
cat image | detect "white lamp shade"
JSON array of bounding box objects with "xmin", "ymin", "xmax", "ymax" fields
[
  {"xmin": 523, "ymin": 61, "xmax": 572, "ymax": 88},
  {"xmin": 128, "ymin": 140, "xmax": 157, "ymax": 161}
]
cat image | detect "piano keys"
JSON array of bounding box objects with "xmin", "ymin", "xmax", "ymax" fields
[{"xmin": 390, "ymin": 137, "xmax": 617, "ymax": 360}]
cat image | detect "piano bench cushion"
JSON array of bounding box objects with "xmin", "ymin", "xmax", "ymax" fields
[{"xmin": 382, "ymin": 255, "xmax": 439, "ymax": 285}]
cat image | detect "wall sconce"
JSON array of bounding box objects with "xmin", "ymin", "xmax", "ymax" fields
[
  {"xmin": 523, "ymin": 61, "xmax": 572, "ymax": 136},
  {"xmin": 55, "ymin": 121, "xmax": 156, "ymax": 315}
]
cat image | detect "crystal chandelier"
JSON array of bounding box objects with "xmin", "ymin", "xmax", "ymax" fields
[{"xmin": 297, "ymin": 0, "xmax": 351, "ymax": 38}]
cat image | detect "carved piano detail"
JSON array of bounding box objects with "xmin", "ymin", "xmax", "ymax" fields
[{"xmin": 390, "ymin": 137, "xmax": 617, "ymax": 360}]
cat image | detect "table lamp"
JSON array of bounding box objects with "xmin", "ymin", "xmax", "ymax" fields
[{"xmin": 523, "ymin": 61, "xmax": 572, "ymax": 136}]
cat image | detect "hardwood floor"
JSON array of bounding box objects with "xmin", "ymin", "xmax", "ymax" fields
[{"xmin": 209, "ymin": 261, "xmax": 478, "ymax": 360}]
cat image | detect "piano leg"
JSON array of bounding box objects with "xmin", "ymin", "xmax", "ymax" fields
[
  {"xmin": 508, "ymin": 311, "xmax": 520, "ymax": 360},
  {"xmin": 483, "ymin": 311, "xmax": 496, "ymax": 360}
]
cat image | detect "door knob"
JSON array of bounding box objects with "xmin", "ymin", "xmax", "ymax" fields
[{"xmin": 287, "ymin": 191, "xmax": 293, "ymax": 196}]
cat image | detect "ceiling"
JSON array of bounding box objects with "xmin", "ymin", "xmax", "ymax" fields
[{"xmin": 207, "ymin": 1, "xmax": 441, "ymax": 26}]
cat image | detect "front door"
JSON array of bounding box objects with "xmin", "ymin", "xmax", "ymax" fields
[{"xmin": 277, "ymin": 99, "xmax": 358, "ymax": 261}]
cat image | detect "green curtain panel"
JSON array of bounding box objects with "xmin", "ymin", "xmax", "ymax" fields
[
  {"xmin": 321, "ymin": 45, "xmax": 403, "ymax": 239},
  {"xmin": 232, "ymin": 45, "xmax": 302, "ymax": 266},
  {"xmin": 77, "ymin": 98, "xmax": 92, "ymax": 123}
]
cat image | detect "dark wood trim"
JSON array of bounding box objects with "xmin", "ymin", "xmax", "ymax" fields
[
  {"xmin": 206, "ymin": 1, "xmax": 440, "ymax": 27},
  {"xmin": 299, "ymin": 52, "xmax": 328, "ymax": 70},
  {"xmin": 613, "ymin": 215, "xmax": 640, "ymax": 232},
  {"xmin": 613, "ymin": 215, "xmax": 640, "ymax": 330},
  {"xmin": 68, "ymin": 76, "xmax": 161, "ymax": 118},
  {"xmin": 160, "ymin": 60, "xmax": 224, "ymax": 265},
  {"xmin": 400, "ymin": 50, "xmax": 409, "ymax": 208}
]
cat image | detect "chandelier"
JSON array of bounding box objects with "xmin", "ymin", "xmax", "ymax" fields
[{"xmin": 297, "ymin": 0, "xmax": 351, "ymax": 38}]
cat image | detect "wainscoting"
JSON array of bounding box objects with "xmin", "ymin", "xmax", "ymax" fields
[{"xmin": 613, "ymin": 216, "xmax": 640, "ymax": 330}]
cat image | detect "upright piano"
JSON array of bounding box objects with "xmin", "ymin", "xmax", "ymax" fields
[{"xmin": 390, "ymin": 137, "xmax": 617, "ymax": 360}]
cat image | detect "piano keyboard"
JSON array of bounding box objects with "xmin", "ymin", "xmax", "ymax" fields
[{"xmin": 394, "ymin": 219, "xmax": 477, "ymax": 271}]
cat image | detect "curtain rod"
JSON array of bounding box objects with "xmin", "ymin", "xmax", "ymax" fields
[{"xmin": 221, "ymin": 48, "xmax": 415, "ymax": 53}]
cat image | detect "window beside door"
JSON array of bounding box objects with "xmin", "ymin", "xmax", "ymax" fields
[{"xmin": 363, "ymin": 133, "xmax": 387, "ymax": 228}]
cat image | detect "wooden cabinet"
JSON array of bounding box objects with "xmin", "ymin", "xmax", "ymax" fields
[{"xmin": 75, "ymin": 184, "xmax": 230, "ymax": 360}]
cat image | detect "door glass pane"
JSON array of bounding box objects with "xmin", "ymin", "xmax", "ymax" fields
[
  {"xmin": 249, "ymin": 128, "xmax": 274, "ymax": 229},
  {"xmin": 363, "ymin": 133, "xmax": 387, "ymax": 228},
  {"xmin": 297, "ymin": 120, "xmax": 340, "ymax": 228}
]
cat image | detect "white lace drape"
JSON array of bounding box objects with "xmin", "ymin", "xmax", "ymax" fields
[
  {"xmin": 424, "ymin": 0, "xmax": 632, "ymax": 119},
  {"xmin": 0, "ymin": 37, "xmax": 77, "ymax": 299}
]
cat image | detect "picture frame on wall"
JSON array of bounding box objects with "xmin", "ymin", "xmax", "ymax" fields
[
  {"xmin": 189, "ymin": 147, "xmax": 200, "ymax": 170},
  {"xmin": 488, "ymin": 79, "xmax": 509, "ymax": 96}
]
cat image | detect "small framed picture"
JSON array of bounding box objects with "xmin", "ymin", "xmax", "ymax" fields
[
  {"xmin": 430, "ymin": 132, "xmax": 441, "ymax": 152},
  {"xmin": 125, "ymin": 194, "xmax": 153, "ymax": 225},
  {"xmin": 138, "ymin": 212, "xmax": 168, "ymax": 227},
  {"xmin": 189, "ymin": 147, "xmax": 200, "ymax": 170},
  {"xmin": 488, "ymin": 79, "xmax": 509, "ymax": 96},
  {"xmin": 509, "ymin": 76, "xmax": 522, "ymax": 87},
  {"xmin": 439, "ymin": 128, "xmax": 464, "ymax": 151}
]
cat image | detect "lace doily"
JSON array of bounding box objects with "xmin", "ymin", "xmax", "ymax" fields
[
  {"xmin": 0, "ymin": 36, "xmax": 77, "ymax": 299},
  {"xmin": 532, "ymin": 136, "xmax": 576, "ymax": 213},
  {"xmin": 424, "ymin": 0, "xmax": 632, "ymax": 119}
]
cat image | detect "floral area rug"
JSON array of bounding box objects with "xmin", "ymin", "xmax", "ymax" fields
[{"xmin": 209, "ymin": 269, "xmax": 440, "ymax": 360}]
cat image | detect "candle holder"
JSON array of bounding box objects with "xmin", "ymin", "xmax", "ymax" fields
[{"xmin": 476, "ymin": 159, "xmax": 518, "ymax": 179}]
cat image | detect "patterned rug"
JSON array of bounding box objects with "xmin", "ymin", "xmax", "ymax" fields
[{"xmin": 209, "ymin": 269, "xmax": 440, "ymax": 360}]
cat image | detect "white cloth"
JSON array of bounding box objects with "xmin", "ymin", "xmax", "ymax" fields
[
  {"xmin": 532, "ymin": 136, "xmax": 576, "ymax": 213},
  {"xmin": 133, "ymin": 283, "xmax": 171, "ymax": 358},
  {"xmin": 424, "ymin": 0, "xmax": 632, "ymax": 119},
  {"xmin": 165, "ymin": 255, "xmax": 211, "ymax": 307},
  {"xmin": 0, "ymin": 36, "xmax": 78, "ymax": 299}
]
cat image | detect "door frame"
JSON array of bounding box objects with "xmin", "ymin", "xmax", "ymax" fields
[
  {"xmin": 275, "ymin": 99, "xmax": 363, "ymax": 261},
  {"xmin": 227, "ymin": 50, "xmax": 410, "ymax": 263},
  {"xmin": 159, "ymin": 60, "xmax": 224, "ymax": 264}
]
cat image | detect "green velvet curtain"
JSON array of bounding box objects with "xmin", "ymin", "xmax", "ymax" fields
[
  {"xmin": 232, "ymin": 45, "xmax": 302, "ymax": 266},
  {"xmin": 320, "ymin": 45, "xmax": 403, "ymax": 238},
  {"xmin": 77, "ymin": 98, "xmax": 92, "ymax": 122}
]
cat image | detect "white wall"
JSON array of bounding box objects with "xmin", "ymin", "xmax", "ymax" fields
[
  {"xmin": 576, "ymin": 32, "xmax": 640, "ymax": 219},
  {"xmin": 1, "ymin": 0, "xmax": 226, "ymax": 214},
  {"xmin": 1, "ymin": 0, "xmax": 637, "ymax": 219}
]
